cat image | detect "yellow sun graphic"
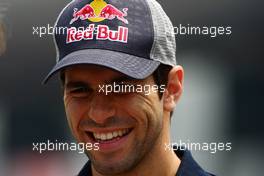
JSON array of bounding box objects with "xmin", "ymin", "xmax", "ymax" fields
[{"xmin": 89, "ymin": 0, "xmax": 108, "ymax": 22}]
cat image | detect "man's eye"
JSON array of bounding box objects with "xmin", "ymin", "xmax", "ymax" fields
[
  {"xmin": 71, "ymin": 87, "xmax": 87, "ymax": 92},
  {"xmin": 69, "ymin": 87, "xmax": 92, "ymax": 97}
]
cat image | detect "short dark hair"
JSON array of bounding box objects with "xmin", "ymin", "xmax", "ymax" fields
[
  {"xmin": 153, "ymin": 64, "xmax": 172, "ymax": 99},
  {"xmin": 153, "ymin": 64, "xmax": 173, "ymax": 117}
]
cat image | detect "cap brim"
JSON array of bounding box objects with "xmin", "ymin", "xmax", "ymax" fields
[{"xmin": 42, "ymin": 49, "xmax": 160, "ymax": 84}]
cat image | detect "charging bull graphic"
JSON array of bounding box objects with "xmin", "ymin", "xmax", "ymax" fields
[
  {"xmin": 70, "ymin": 5, "xmax": 96, "ymax": 24},
  {"xmin": 99, "ymin": 4, "xmax": 128, "ymax": 24},
  {"xmin": 70, "ymin": 1, "xmax": 128, "ymax": 24}
]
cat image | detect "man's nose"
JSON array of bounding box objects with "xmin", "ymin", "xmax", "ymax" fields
[{"xmin": 87, "ymin": 93, "xmax": 115, "ymax": 124}]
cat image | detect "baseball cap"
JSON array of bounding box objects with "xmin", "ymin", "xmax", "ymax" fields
[{"xmin": 43, "ymin": 0, "xmax": 176, "ymax": 84}]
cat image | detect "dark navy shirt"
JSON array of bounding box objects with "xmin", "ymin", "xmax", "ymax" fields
[{"xmin": 78, "ymin": 149, "xmax": 215, "ymax": 176}]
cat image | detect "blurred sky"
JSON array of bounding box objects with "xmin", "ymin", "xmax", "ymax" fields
[{"xmin": 0, "ymin": 0, "xmax": 263, "ymax": 175}]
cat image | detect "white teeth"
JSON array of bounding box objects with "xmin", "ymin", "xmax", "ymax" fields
[
  {"xmin": 101, "ymin": 134, "xmax": 106, "ymax": 140},
  {"xmin": 93, "ymin": 133, "xmax": 97, "ymax": 139},
  {"xmin": 93, "ymin": 129, "xmax": 130, "ymax": 141},
  {"xmin": 113, "ymin": 131, "xmax": 118, "ymax": 137},
  {"xmin": 106, "ymin": 133, "xmax": 113, "ymax": 140}
]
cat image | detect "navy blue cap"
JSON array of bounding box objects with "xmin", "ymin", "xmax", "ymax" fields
[{"xmin": 43, "ymin": 0, "xmax": 177, "ymax": 83}]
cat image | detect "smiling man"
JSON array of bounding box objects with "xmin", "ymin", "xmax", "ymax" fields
[{"xmin": 44, "ymin": 0, "xmax": 214, "ymax": 175}]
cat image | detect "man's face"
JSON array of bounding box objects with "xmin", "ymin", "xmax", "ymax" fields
[{"xmin": 63, "ymin": 65, "xmax": 164, "ymax": 174}]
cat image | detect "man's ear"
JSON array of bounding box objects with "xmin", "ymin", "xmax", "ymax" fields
[{"xmin": 163, "ymin": 66, "xmax": 184, "ymax": 112}]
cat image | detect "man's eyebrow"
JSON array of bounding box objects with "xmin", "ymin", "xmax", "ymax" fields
[
  {"xmin": 65, "ymin": 81, "xmax": 91, "ymax": 89},
  {"xmin": 65, "ymin": 75, "xmax": 137, "ymax": 88}
]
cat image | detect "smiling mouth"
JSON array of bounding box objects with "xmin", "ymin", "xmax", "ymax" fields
[{"xmin": 86, "ymin": 128, "xmax": 132, "ymax": 143}]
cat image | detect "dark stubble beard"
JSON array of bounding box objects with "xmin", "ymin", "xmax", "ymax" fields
[{"xmin": 85, "ymin": 119, "xmax": 163, "ymax": 175}]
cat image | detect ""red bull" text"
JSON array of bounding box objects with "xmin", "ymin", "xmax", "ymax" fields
[{"xmin": 66, "ymin": 24, "xmax": 128, "ymax": 43}]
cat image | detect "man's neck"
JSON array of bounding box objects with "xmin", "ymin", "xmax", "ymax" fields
[{"xmin": 132, "ymin": 122, "xmax": 181, "ymax": 176}]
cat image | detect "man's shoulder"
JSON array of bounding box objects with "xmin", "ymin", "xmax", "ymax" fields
[{"xmin": 174, "ymin": 148, "xmax": 216, "ymax": 176}]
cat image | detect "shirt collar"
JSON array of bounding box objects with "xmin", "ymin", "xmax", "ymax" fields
[
  {"xmin": 78, "ymin": 148, "xmax": 214, "ymax": 176},
  {"xmin": 174, "ymin": 148, "xmax": 214, "ymax": 176}
]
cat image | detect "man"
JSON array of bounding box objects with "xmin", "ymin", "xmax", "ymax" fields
[{"xmin": 44, "ymin": 0, "xmax": 215, "ymax": 175}]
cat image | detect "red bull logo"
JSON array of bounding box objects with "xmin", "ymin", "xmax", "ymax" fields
[
  {"xmin": 99, "ymin": 4, "xmax": 128, "ymax": 24},
  {"xmin": 66, "ymin": 24, "xmax": 128, "ymax": 43},
  {"xmin": 70, "ymin": 0, "xmax": 129, "ymax": 24},
  {"xmin": 67, "ymin": 0, "xmax": 129, "ymax": 44},
  {"xmin": 70, "ymin": 5, "xmax": 96, "ymax": 24}
]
